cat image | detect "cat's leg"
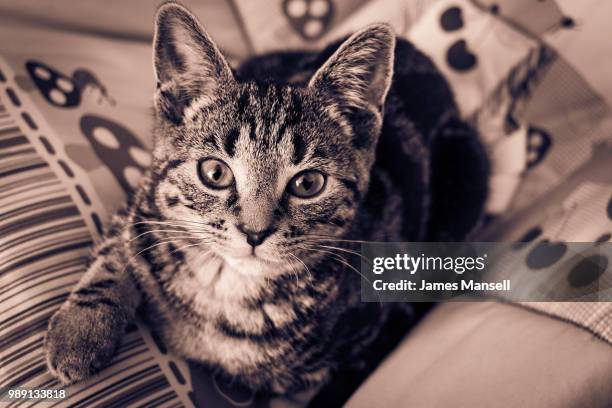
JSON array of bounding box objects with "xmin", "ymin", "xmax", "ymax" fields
[{"xmin": 44, "ymin": 238, "xmax": 142, "ymax": 384}]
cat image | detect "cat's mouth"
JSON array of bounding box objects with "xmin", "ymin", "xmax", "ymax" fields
[
  {"xmin": 234, "ymin": 253, "xmax": 260, "ymax": 261},
  {"xmin": 232, "ymin": 252, "xmax": 280, "ymax": 265}
]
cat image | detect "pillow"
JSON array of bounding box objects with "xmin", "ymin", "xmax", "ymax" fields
[
  {"xmin": 0, "ymin": 26, "xmax": 198, "ymax": 406},
  {"xmin": 348, "ymin": 301, "xmax": 612, "ymax": 407}
]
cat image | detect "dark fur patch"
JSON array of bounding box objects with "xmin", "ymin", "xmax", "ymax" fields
[
  {"xmin": 347, "ymin": 109, "xmax": 376, "ymax": 149},
  {"xmin": 203, "ymin": 137, "xmax": 219, "ymax": 150},
  {"xmin": 96, "ymin": 245, "xmax": 113, "ymax": 256},
  {"xmin": 291, "ymin": 132, "xmax": 307, "ymax": 164},
  {"xmin": 165, "ymin": 195, "xmax": 180, "ymax": 207},
  {"xmin": 330, "ymin": 217, "xmax": 347, "ymax": 227},
  {"xmin": 89, "ymin": 279, "xmax": 117, "ymax": 289},
  {"xmin": 74, "ymin": 298, "xmax": 117, "ymax": 309},
  {"xmin": 236, "ymin": 90, "xmax": 250, "ymax": 115},
  {"xmin": 338, "ymin": 178, "xmax": 361, "ymax": 200},
  {"xmin": 289, "ymin": 93, "xmax": 303, "ymax": 119},
  {"xmin": 74, "ymin": 288, "xmax": 100, "ymax": 297},
  {"xmin": 224, "ymin": 128, "xmax": 240, "ymax": 156},
  {"xmin": 248, "ymin": 120, "xmax": 257, "ymax": 141},
  {"xmin": 159, "ymin": 89, "xmax": 183, "ymax": 125},
  {"xmin": 313, "ymin": 146, "xmax": 328, "ymax": 159},
  {"xmin": 161, "ymin": 39, "xmax": 186, "ymax": 73},
  {"xmin": 226, "ymin": 189, "xmax": 239, "ymax": 208},
  {"xmin": 101, "ymin": 261, "xmax": 118, "ymax": 274}
]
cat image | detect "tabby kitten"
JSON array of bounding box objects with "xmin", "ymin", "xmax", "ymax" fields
[{"xmin": 45, "ymin": 1, "xmax": 488, "ymax": 396}]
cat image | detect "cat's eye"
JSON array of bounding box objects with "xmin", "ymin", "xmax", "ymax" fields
[
  {"xmin": 287, "ymin": 170, "xmax": 326, "ymax": 198},
  {"xmin": 198, "ymin": 159, "xmax": 234, "ymax": 189}
]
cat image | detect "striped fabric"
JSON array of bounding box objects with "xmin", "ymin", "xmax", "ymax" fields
[{"xmin": 0, "ymin": 97, "xmax": 187, "ymax": 407}]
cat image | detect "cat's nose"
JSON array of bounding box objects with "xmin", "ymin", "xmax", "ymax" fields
[{"xmin": 236, "ymin": 224, "xmax": 275, "ymax": 247}]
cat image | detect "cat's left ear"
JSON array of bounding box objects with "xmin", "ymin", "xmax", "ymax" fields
[
  {"xmin": 153, "ymin": 2, "xmax": 235, "ymax": 124},
  {"xmin": 309, "ymin": 24, "xmax": 395, "ymax": 113}
]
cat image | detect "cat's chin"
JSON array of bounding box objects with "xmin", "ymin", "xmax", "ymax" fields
[{"xmin": 218, "ymin": 252, "xmax": 285, "ymax": 277}]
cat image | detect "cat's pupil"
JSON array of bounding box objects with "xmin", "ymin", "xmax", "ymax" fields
[
  {"xmin": 300, "ymin": 176, "xmax": 314, "ymax": 191},
  {"xmin": 209, "ymin": 165, "xmax": 222, "ymax": 181}
]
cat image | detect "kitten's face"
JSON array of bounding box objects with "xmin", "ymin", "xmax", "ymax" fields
[
  {"xmin": 151, "ymin": 4, "xmax": 394, "ymax": 276},
  {"xmin": 154, "ymin": 84, "xmax": 363, "ymax": 274}
]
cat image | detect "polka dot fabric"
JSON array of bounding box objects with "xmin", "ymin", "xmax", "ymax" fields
[{"xmin": 482, "ymin": 175, "xmax": 612, "ymax": 341}]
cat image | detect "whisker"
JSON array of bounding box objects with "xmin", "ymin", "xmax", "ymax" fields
[
  {"xmin": 192, "ymin": 250, "xmax": 214, "ymax": 267},
  {"xmin": 132, "ymin": 220, "xmax": 211, "ymax": 231},
  {"xmin": 297, "ymin": 245, "xmax": 382, "ymax": 304},
  {"xmin": 169, "ymin": 242, "xmax": 209, "ymax": 256},
  {"xmin": 127, "ymin": 229, "xmax": 203, "ymax": 244},
  {"xmin": 312, "ymin": 244, "xmax": 373, "ymax": 267},
  {"xmin": 286, "ymin": 258, "xmax": 300, "ymax": 289},
  {"xmin": 164, "ymin": 217, "xmax": 217, "ymax": 228},
  {"xmin": 132, "ymin": 238, "xmax": 198, "ymax": 258},
  {"xmin": 300, "ymin": 234, "xmax": 370, "ymax": 244},
  {"xmin": 115, "ymin": 238, "xmax": 191, "ymax": 279},
  {"xmin": 289, "ymin": 253, "xmax": 313, "ymax": 281}
]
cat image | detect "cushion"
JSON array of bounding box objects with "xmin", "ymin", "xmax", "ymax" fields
[{"xmin": 347, "ymin": 301, "xmax": 612, "ymax": 408}]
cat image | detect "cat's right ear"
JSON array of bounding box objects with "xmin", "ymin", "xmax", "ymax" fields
[
  {"xmin": 153, "ymin": 2, "xmax": 234, "ymax": 125},
  {"xmin": 308, "ymin": 24, "xmax": 395, "ymax": 114}
]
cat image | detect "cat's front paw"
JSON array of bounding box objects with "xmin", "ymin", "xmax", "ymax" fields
[{"xmin": 44, "ymin": 303, "xmax": 127, "ymax": 384}]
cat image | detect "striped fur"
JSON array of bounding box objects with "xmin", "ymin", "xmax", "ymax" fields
[{"xmin": 45, "ymin": 1, "xmax": 489, "ymax": 397}]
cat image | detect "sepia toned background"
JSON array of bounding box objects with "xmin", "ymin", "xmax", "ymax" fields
[{"xmin": 0, "ymin": 0, "xmax": 611, "ymax": 406}]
